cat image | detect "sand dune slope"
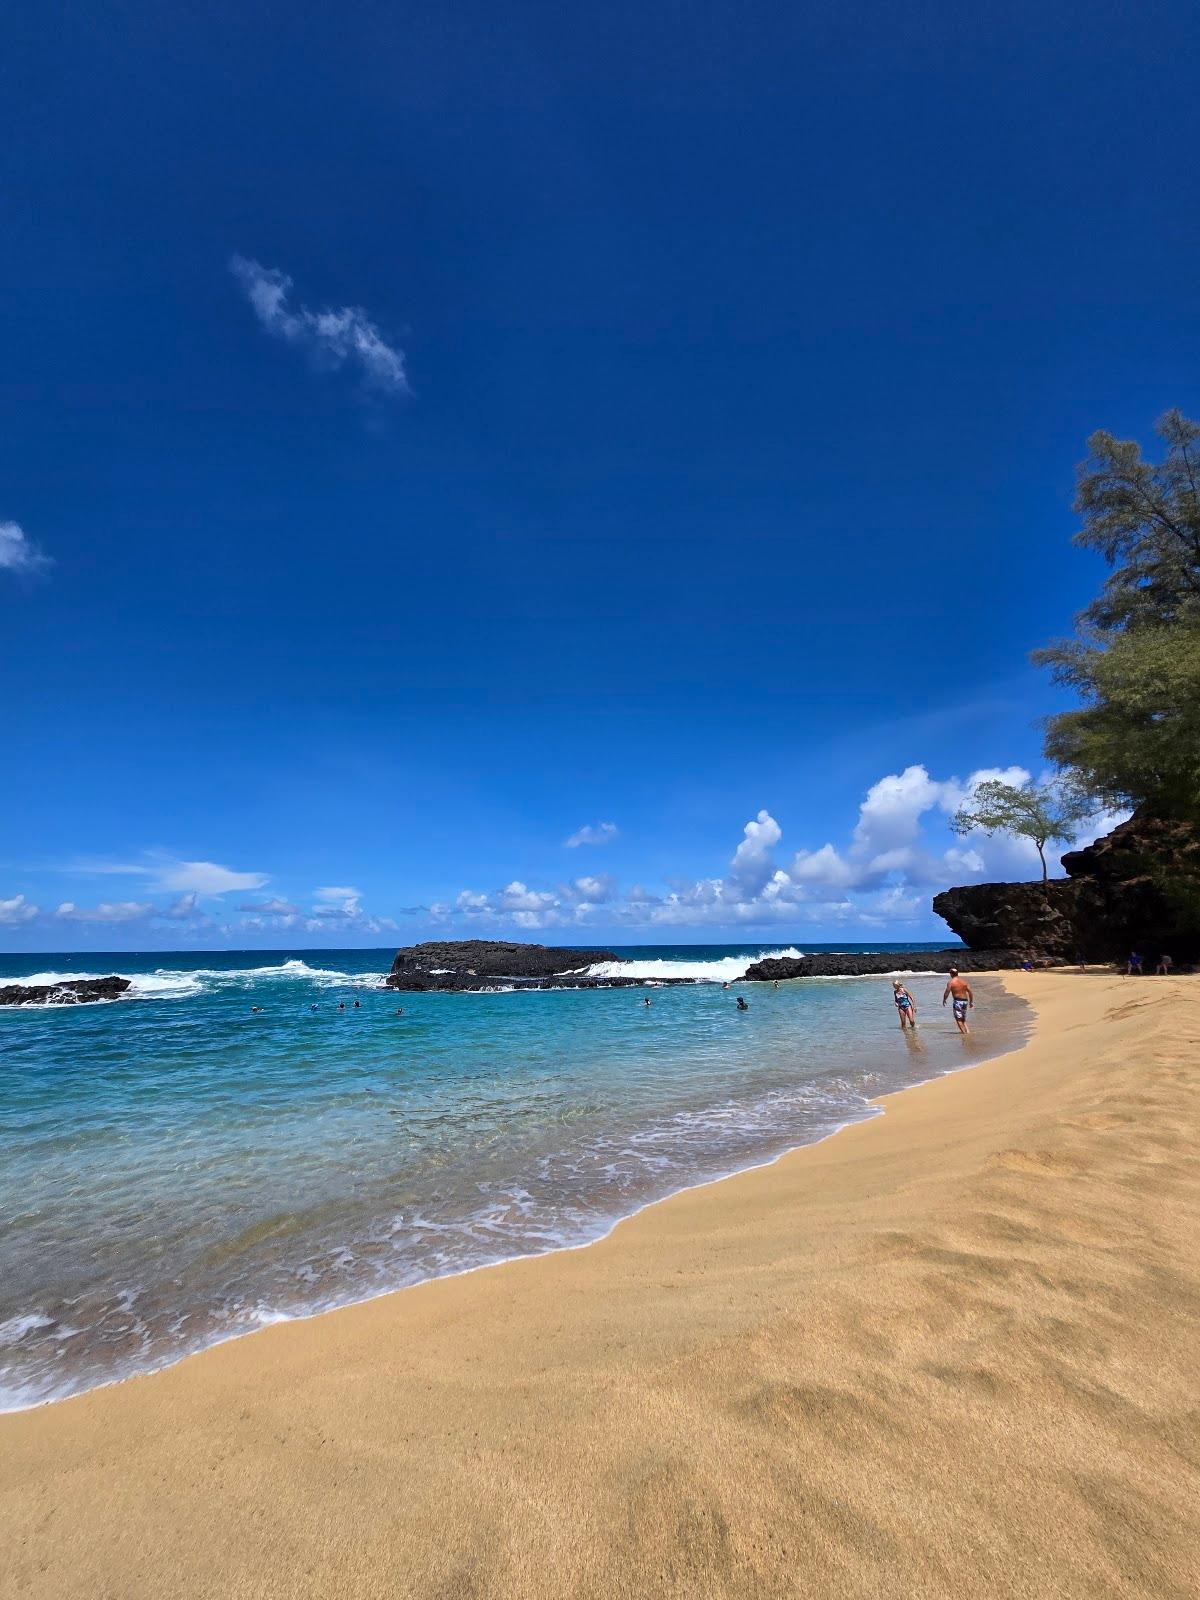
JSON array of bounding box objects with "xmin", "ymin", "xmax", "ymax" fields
[{"xmin": 2, "ymin": 973, "xmax": 1198, "ymax": 1598}]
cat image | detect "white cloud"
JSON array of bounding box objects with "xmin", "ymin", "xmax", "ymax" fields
[
  {"xmin": 312, "ymin": 886, "xmax": 362, "ymax": 916},
  {"xmin": 435, "ymin": 764, "xmax": 1124, "ymax": 936},
  {"xmin": 162, "ymin": 892, "xmax": 200, "ymax": 920},
  {"xmin": 57, "ymin": 900, "xmax": 155, "ymax": 923},
  {"xmin": 153, "ymin": 859, "xmax": 269, "ymax": 895},
  {"xmin": 0, "ymin": 893, "xmax": 39, "ymax": 925},
  {"xmin": 239, "ymin": 898, "xmax": 299, "ymax": 915},
  {"xmin": 230, "ymin": 257, "xmax": 410, "ymax": 396},
  {"xmin": 498, "ymin": 881, "xmax": 558, "ymax": 913},
  {"xmin": 571, "ymin": 874, "xmax": 616, "ymax": 904},
  {"xmin": 564, "ymin": 822, "xmax": 618, "ymax": 848},
  {"xmin": 69, "ymin": 854, "xmax": 269, "ymax": 896},
  {"xmin": 299, "ymin": 885, "xmax": 395, "ymax": 936},
  {"xmin": 728, "ymin": 808, "xmax": 783, "ymax": 895},
  {"xmin": 0, "ymin": 521, "xmax": 52, "ymax": 576}
]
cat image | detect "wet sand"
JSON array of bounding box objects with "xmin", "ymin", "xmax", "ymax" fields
[{"xmin": 2, "ymin": 971, "xmax": 1198, "ymax": 1599}]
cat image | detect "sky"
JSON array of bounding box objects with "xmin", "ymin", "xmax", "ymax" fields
[{"xmin": 2, "ymin": 0, "xmax": 1198, "ymax": 952}]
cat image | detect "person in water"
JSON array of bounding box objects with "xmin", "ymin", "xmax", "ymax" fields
[
  {"xmin": 643, "ymin": 995, "xmax": 652, "ymax": 1007},
  {"xmin": 892, "ymin": 980, "xmax": 917, "ymax": 1030},
  {"xmin": 353, "ymin": 999, "xmax": 361, "ymax": 1008},
  {"xmin": 942, "ymin": 968, "xmax": 973, "ymax": 1035},
  {"xmin": 736, "ymin": 996, "xmax": 749, "ymax": 1010}
]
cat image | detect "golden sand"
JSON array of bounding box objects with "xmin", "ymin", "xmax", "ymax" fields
[{"xmin": 2, "ymin": 972, "xmax": 1198, "ymax": 1599}]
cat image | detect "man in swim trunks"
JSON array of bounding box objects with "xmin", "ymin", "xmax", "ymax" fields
[
  {"xmin": 942, "ymin": 967, "xmax": 973, "ymax": 1035},
  {"xmin": 892, "ymin": 979, "xmax": 917, "ymax": 1030}
]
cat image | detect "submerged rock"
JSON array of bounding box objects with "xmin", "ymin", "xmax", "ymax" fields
[{"xmin": 0, "ymin": 976, "xmax": 131, "ymax": 1006}]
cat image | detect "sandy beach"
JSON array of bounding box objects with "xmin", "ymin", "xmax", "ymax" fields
[{"xmin": 2, "ymin": 970, "xmax": 1197, "ymax": 1599}]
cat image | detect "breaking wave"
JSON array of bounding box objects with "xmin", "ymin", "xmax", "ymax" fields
[
  {"xmin": 3, "ymin": 959, "xmax": 387, "ymax": 1002},
  {"xmin": 581, "ymin": 948, "xmax": 803, "ymax": 984}
]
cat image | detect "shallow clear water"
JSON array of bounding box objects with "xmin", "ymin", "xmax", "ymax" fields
[{"xmin": 0, "ymin": 945, "xmax": 1028, "ymax": 1409}]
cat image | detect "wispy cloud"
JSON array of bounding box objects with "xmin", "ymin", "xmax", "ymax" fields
[
  {"xmin": 564, "ymin": 822, "xmax": 618, "ymax": 848},
  {"xmin": 153, "ymin": 858, "xmax": 269, "ymax": 895},
  {"xmin": 230, "ymin": 257, "xmax": 410, "ymax": 396},
  {"xmin": 0, "ymin": 521, "xmax": 52, "ymax": 577},
  {"xmin": 239, "ymin": 898, "xmax": 299, "ymax": 916},
  {"xmin": 69, "ymin": 853, "xmax": 268, "ymax": 896}
]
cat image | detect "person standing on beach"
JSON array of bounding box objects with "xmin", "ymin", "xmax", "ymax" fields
[
  {"xmin": 1155, "ymin": 953, "xmax": 1172, "ymax": 975},
  {"xmin": 942, "ymin": 968, "xmax": 973, "ymax": 1035},
  {"xmin": 892, "ymin": 980, "xmax": 917, "ymax": 1031}
]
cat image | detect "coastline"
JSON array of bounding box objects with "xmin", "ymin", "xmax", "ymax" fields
[
  {"xmin": 3, "ymin": 971, "xmax": 1198, "ymax": 1597},
  {"xmin": 0, "ymin": 972, "xmax": 1030, "ymax": 1413}
]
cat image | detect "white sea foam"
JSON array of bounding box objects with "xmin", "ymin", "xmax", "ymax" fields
[
  {"xmin": 582, "ymin": 948, "xmax": 804, "ymax": 984},
  {"xmin": 4, "ymin": 971, "xmax": 105, "ymax": 988},
  {"xmin": 2, "ymin": 958, "xmax": 386, "ymax": 1003},
  {"xmin": 0, "ymin": 1313, "xmax": 54, "ymax": 1344}
]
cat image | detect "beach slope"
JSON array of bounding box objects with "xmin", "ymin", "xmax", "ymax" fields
[{"xmin": 2, "ymin": 972, "xmax": 1198, "ymax": 1598}]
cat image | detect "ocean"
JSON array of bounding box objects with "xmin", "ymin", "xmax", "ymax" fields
[{"xmin": 0, "ymin": 944, "xmax": 1029, "ymax": 1410}]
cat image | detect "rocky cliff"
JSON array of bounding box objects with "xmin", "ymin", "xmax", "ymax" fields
[{"xmin": 933, "ymin": 811, "xmax": 1200, "ymax": 963}]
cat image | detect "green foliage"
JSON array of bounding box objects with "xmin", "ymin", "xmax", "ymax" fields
[
  {"xmin": 1070, "ymin": 409, "xmax": 1200, "ymax": 631},
  {"xmin": 1040, "ymin": 623, "xmax": 1200, "ymax": 818},
  {"xmin": 1037, "ymin": 411, "xmax": 1200, "ymax": 821},
  {"xmin": 950, "ymin": 778, "xmax": 1095, "ymax": 883}
]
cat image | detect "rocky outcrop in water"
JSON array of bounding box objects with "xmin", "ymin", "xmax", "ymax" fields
[
  {"xmin": 744, "ymin": 949, "xmax": 1022, "ymax": 982},
  {"xmin": 385, "ymin": 940, "xmax": 689, "ymax": 991},
  {"xmin": 0, "ymin": 976, "xmax": 131, "ymax": 1006},
  {"xmin": 933, "ymin": 811, "xmax": 1200, "ymax": 963}
]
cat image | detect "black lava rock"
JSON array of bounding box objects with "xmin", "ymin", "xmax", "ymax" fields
[
  {"xmin": 384, "ymin": 940, "xmax": 693, "ymax": 991},
  {"xmin": 744, "ymin": 949, "xmax": 1023, "ymax": 981},
  {"xmin": 0, "ymin": 976, "xmax": 132, "ymax": 1006}
]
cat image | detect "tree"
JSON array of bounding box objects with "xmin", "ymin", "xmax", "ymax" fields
[
  {"xmin": 1069, "ymin": 409, "xmax": 1200, "ymax": 632},
  {"xmin": 950, "ymin": 779, "xmax": 1096, "ymax": 885},
  {"xmin": 1036, "ymin": 411, "xmax": 1200, "ymax": 821},
  {"xmin": 1040, "ymin": 621, "xmax": 1200, "ymax": 817}
]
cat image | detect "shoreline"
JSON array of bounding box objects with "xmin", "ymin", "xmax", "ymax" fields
[
  {"xmin": 0, "ymin": 976, "xmax": 1029, "ymax": 1416},
  {"xmin": 3, "ymin": 971, "xmax": 1197, "ymax": 1598}
]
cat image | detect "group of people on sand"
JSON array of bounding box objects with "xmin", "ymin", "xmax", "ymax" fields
[
  {"xmin": 891, "ymin": 968, "xmax": 975, "ymax": 1036},
  {"xmin": 1125, "ymin": 951, "xmax": 1173, "ymax": 976}
]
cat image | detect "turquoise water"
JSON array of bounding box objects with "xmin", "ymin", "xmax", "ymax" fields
[{"xmin": 0, "ymin": 945, "xmax": 1028, "ymax": 1409}]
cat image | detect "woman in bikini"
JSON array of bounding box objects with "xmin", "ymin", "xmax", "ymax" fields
[{"xmin": 892, "ymin": 979, "xmax": 917, "ymax": 1031}]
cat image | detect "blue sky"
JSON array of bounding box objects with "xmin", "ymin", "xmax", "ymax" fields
[{"xmin": 2, "ymin": 0, "xmax": 1197, "ymax": 951}]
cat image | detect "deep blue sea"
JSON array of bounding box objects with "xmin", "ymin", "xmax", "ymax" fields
[{"xmin": 0, "ymin": 944, "xmax": 1029, "ymax": 1409}]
